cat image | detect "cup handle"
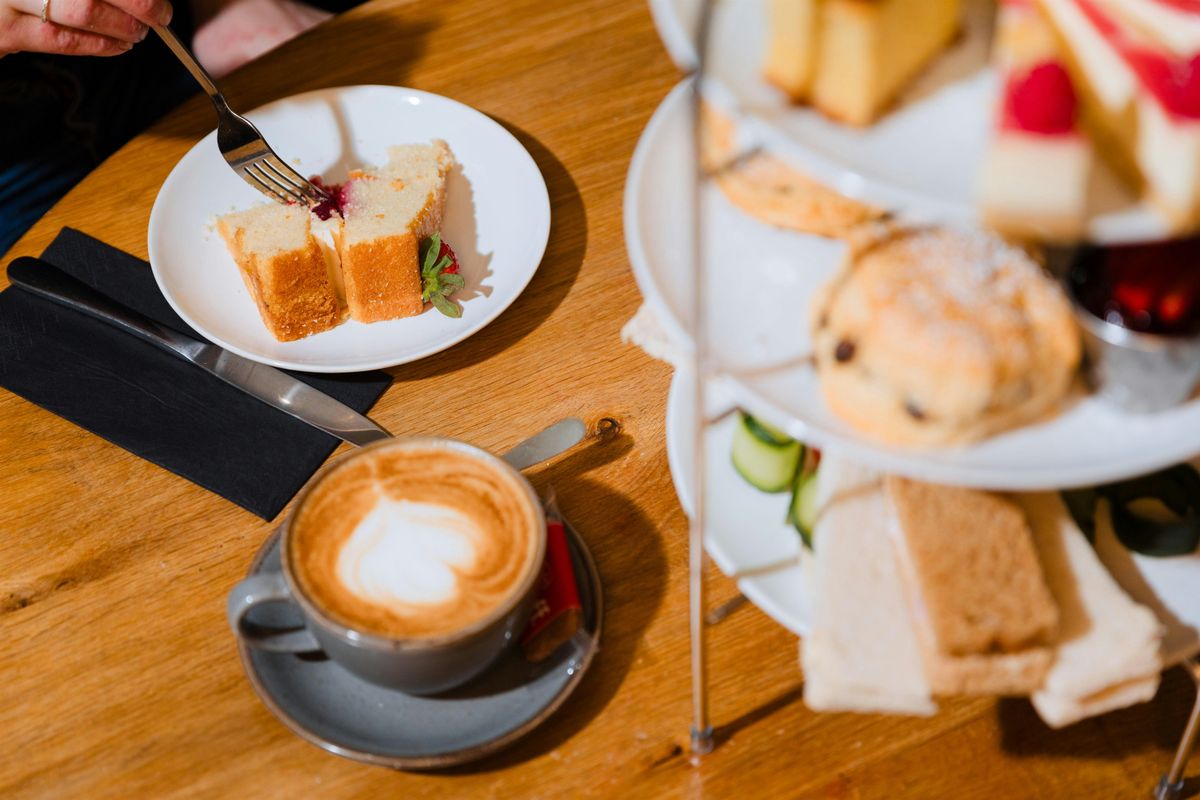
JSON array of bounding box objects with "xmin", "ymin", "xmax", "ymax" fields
[{"xmin": 226, "ymin": 572, "xmax": 322, "ymax": 653}]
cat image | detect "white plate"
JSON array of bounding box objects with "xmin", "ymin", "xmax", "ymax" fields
[
  {"xmin": 665, "ymin": 369, "xmax": 1200, "ymax": 667},
  {"xmin": 148, "ymin": 85, "xmax": 550, "ymax": 373},
  {"xmin": 626, "ymin": 80, "xmax": 1200, "ymax": 490},
  {"xmin": 647, "ymin": 0, "xmax": 698, "ymax": 70},
  {"xmin": 654, "ymin": 0, "xmax": 1170, "ymax": 244},
  {"xmin": 665, "ymin": 369, "xmax": 810, "ymax": 635}
]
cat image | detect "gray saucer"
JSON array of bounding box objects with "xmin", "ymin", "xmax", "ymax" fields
[{"xmin": 236, "ymin": 522, "xmax": 603, "ymax": 769}]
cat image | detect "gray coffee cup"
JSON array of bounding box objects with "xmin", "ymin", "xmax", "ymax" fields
[{"xmin": 227, "ymin": 438, "xmax": 547, "ymax": 695}]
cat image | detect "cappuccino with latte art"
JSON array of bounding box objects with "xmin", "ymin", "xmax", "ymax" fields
[{"xmin": 289, "ymin": 439, "xmax": 544, "ymax": 642}]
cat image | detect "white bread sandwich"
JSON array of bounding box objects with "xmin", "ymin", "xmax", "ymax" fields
[
  {"xmin": 335, "ymin": 141, "xmax": 456, "ymax": 323},
  {"xmin": 1017, "ymin": 492, "xmax": 1164, "ymax": 728},
  {"xmin": 216, "ymin": 203, "xmax": 345, "ymax": 342},
  {"xmin": 885, "ymin": 477, "xmax": 1060, "ymax": 696},
  {"xmin": 801, "ymin": 457, "xmax": 937, "ymax": 715}
]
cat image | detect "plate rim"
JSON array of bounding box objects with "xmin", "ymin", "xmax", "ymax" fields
[
  {"xmin": 647, "ymin": 0, "xmax": 697, "ymax": 70},
  {"xmin": 665, "ymin": 368, "xmax": 810, "ymax": 636},
  {"xmin": 147, "ymin": 84, "xmax": 551, "ymax": 374},
  {"xmin": 235, "ymin": 520, "xmax": 603, "ymax": 770}
]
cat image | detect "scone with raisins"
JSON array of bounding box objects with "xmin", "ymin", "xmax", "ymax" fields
[{"xmin": 810, "ymin": 226, "xmax": 1080, "ymax": 447}]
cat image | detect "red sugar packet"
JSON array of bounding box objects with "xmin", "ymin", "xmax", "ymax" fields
[{"xmin": 521, "ymin": 519, "xmax": 583, "ymax": 662}]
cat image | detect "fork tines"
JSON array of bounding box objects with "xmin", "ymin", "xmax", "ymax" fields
[{"xmin": 239, "ymin": 154, "xmax": 330, "ymax": 208}]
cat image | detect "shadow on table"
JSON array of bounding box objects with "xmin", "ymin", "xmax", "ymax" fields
[
  {"xmin": 997, "ymin": 664, "xmax": 1195, "ymax": 764},
  {"xmin": 436, "ymin": 431, "xmax": 669, "ymax": 773},
  {"xmin": 388, "ymin": 121, "xmax": 587, "ymax": 383},
  {"xmin": 148, "ymin": 12, "xmax": 438, "ymax": 141},
  {"xmin": 1178, "ymin": 777, "xmax": 1200, "ymax": 800},
  {"xmin": 713, "ymin": 684, "xmax": 806, "ymax": 749}
]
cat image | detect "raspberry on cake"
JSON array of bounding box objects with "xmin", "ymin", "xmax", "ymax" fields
[
  {"xmin": 979, "ymin": 0, "xmax": 1094, "ymax": 241},
  {"xmin": 216, "ymin": 203, "xmax": 346, "ymax": 342},
  {"xmin": 335, "ymin": 141, "xmax": 456, "ymax": 323},
  {"xmin": 1035, "ymin": 0, "xmax": 1200, "ymax": 230},
  {"xmin": 763, "ymin": 0, "xmax": 964, "ymax": 126}
]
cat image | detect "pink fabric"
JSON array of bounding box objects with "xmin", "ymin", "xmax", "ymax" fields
[{"xmin": 192, "ymin": 0, "xmax": 330, "ymax": 78}]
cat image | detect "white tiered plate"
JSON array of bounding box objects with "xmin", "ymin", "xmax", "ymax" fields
[
  {"xmin": 665, "ymin": 370, "xmax": 1200, "ymax": 666},
  {"xmin": 649, "ymin": 0, "xmax": 1172, "ymax": 244},
  {"xmin": 627, "ymin": 80, "xmax": 1200, "ymax": 490},
  {"xmin": 149, "ymin": 85, "xmax": 550, "ymax": 373},
  {"xmin": 648, "ymin": 0, "xmax": 698, "ymax": 69},
  {"xmin": 666, "ymin": 369, "xmax": 809, "ymax": 635}
]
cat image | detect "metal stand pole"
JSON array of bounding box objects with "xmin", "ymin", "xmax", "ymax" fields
[
  {"xmin": 1155, "ymin": 657, "xmax": 1200, "ymax": 800},
  {"xmin": 689, "ymin": 494, "xmax": 713, "ymax": 755},
  {"xmin": 687, "ymin": 0, "xmax": 716, "ymax": 758}
]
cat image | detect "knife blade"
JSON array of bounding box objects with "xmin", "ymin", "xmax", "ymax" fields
[{"xmin": 6, "ymin": 257, "xmax": 392, "ymax": 447}]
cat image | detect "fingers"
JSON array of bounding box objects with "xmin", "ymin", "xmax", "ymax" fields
[
  {"xmin": 0, "ymin": 11, "xmax": 131, "ymax": 55},
  {"xmin": 101, "ymin": 0, "xmax": 170, "ymax": 27},
  {"xmin": 12, "ymin": 0, "xmax": 148, "ymax": 43}
]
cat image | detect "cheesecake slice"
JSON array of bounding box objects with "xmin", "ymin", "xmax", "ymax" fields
[
  {"xmin": 1101, "ymin": 0, "xmax": 1200, "ymax": 56},
  {"xmin": 979, "ymin": 0, "xmax": 1094, "ymax": 241},
  {"xmin": 764, "ymin": 0, "xmax": 963, "ymax": 126},
  {"xmin": 1035, "ymin": 0, "xmax": 1200, "ymax": 231}
]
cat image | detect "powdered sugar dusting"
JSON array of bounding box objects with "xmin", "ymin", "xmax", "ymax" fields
[
  {"xmin": 854, "ymin": 227, "xmax": 1070, "ymax": 367},
  {"xmin": 887, "ymin": 228, "xmax": 1036, "ymax": 309}
]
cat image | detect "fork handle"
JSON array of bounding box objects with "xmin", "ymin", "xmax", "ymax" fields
[{"xmin": 153, "ymin": 24, "xmax": 223, "ymax": 104}]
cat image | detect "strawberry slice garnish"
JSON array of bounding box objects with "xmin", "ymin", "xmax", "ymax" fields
[{"xmin": 438, "ymin": 240, "xmax": 460, "ymax": 275}]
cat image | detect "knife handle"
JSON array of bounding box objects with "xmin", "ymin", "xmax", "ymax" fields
[{"xmin": 6, "ymin": 257, "xmax": 201, "ymax": 361}]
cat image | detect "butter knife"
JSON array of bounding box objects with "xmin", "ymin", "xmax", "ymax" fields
[
  {"xmin": 7, "ymin": 258, "xmax": 590, "ymax": 468},
  {"xmin": 7, "ymin": 256, "xmax": 392, "ymax": 447}
]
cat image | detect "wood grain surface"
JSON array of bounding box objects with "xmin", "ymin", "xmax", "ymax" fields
[{"xmin": 1, "ymin": 1, "xmax": 1196, "ymax": 797}]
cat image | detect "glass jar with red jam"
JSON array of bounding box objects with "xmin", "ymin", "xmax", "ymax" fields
[{"xmin": 1067, "ymin": 238, "xmax": 1200, "ymax": 412}]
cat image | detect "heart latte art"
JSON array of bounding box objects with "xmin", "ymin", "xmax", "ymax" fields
[{"xmin": 288, "ymin": 442, "xmax": 542, "ymax": 640}]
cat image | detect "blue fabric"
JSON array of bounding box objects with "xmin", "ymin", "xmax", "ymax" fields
[{"xmin": 0, "ymin": 26, "xmax": 198, "ymax": 255}]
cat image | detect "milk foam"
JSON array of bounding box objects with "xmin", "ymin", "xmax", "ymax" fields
[{"xmin": 335, "ymin": 497, "xmax": 480, "ymax": 608}]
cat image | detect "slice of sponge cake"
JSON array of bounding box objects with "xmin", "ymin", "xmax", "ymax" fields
[
  {"xmin": 764, "ymin": 0, "xmax": 963, "ymax": 126},
  {"xmin": 885, "ymin": 476, "xmax": 1060, "ymax": 695},
  {"xmin": 216, "ymin": 204, "xmax": 345, "ymax": 342},
  {"xmin": 336, "ymin": 141, "xmax": 456, "ymax": 323}
]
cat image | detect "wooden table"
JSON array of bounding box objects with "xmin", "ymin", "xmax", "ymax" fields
[{"xmin": 1, "ymin": 1, "xmax": 1196, "ymax": 796}]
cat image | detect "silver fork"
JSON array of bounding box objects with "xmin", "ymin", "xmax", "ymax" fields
[{"xmin": 153, "ymin": 25, "xmax": 331, "ymax": 209}]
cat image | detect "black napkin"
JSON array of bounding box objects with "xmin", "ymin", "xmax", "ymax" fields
[{"xmin": 0, "ymin": 228, "xmax": 392, "ymax": 520}]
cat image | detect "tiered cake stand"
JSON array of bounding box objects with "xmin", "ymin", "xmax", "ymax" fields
[{"xmin": 629, "ymin": 1, "xmax": 1200, "ymax": 795}]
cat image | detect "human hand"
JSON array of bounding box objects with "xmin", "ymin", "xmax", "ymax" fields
[{"xmin": 0, "ymin": 0, "xmax": 172, "ymax": 57}]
